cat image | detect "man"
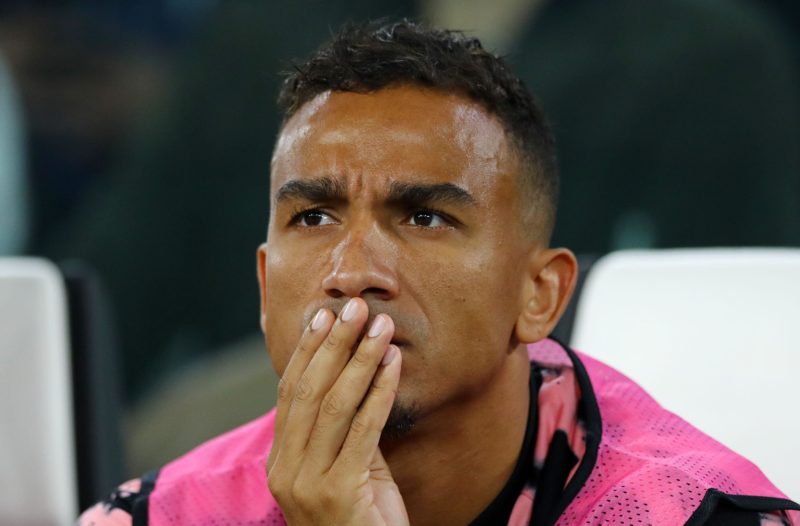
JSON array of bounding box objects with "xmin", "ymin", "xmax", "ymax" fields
[{"xmin": 79, "ymin": 21, "xmax": 799, "ymax": 525}]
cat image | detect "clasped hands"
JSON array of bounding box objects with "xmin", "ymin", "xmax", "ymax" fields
[{"xmin": 266, "ymin": 297, "xmax": 410, "ymax": 526}]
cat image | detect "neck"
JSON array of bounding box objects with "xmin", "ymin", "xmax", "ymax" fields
[{"xmin": 382, "ymin": 345, "xmax": 532, "ymax": 526}]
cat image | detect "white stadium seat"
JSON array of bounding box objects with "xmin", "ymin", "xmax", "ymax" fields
[
  {"xmin": 571, "ymin": 248, "xmax": 800, "ymax": 500},
  {"xmin": 0, "ymin": 258, "xmax": 78, "ymax": 525}
]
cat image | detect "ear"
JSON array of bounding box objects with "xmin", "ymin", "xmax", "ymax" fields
[
  {"xmin": 257, "ymin": 243, "xmax": 268, "ymax": 335},
  {"xmin": 515, "ymin": 248, "xmax": 578, "ymax": 343}
]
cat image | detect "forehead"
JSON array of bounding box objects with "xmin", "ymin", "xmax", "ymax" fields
[{"xmin": 270, "ymin": 86, "xmax": 519, "ymax": 194}]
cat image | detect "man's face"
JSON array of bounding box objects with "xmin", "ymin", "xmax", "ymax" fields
[{"xmin": 261, "ymin": 85, "xmax": 537, "ymax": 430}]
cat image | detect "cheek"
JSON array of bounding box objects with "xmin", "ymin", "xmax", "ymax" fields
[
  {"xmin": 413, "ymin": 247, "xmax": 523, "ymax": 376},
  {"xmin": 262, "ymin": 245, "xmax": 315, "ymax": 377},
  {"xmin": 264, "ymin": 295, "xmax": 295, "ymax": 378}
]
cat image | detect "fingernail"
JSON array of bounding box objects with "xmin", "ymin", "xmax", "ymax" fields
[
  {"xmin": 341, "ymin": 298, "xmax": 358, "ymax": 322},
  {"xmin": 368, "ymin": 315, "xmax": 386, "ymax": 338},
  {"xmin": 382, "ymin": 344, "xmax": 399, "ymax": 366},
  {"xmin": 311, "ymin": 309, "xmax": 328, "ymax": 331}
]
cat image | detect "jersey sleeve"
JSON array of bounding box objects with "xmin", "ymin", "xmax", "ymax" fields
[{"xmin": 75, "ymin": 478, "xmax": 142, "ymax": 526}]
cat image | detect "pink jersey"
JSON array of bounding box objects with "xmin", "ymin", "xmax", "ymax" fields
[{"xmin": 79, "ymin": 339, "xmax": 799, "ymax": 525}]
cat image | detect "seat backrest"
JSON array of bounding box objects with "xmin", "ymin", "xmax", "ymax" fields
[
  {"xmin": 61, "ymin": 262, "xmax": 126, "ymax": 510},
  {"xmin": 570, "ymin": 249, "xmax": 800, "ymax": 500},
  {"xmin": 0, "ymin": 258, "xmax": 78, "ymax": 525}
]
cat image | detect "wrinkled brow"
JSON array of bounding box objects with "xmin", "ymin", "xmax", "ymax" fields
[
  {"xmin": 274, "ymin": 177, "xmax": 347, "ymax": 204},
  {"xmin": 387, "ymin": 181, "xmax": 476, "ymax": 207},
  {"xmin": 274, "ymin": 177, "xmax": 476, "ymax": 207}
]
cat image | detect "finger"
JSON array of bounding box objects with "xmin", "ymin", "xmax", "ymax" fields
[
  {"xmin": 267, "ymin": 307, "xmax": 334, "ymax": 474},
  {"xmin": 305, "ymin": 314, "xmax": 395, "ymax": 472},
  {"xmin": 277, "ymin": 297, "xmax": 369, "ymax": 472},
  {"xmin": 333, "ymin": 345, "xmax": 401, "ymax": 474}
]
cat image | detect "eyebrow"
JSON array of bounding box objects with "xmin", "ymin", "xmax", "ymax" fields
[
  {"xmin": 274, "ymin": 177, "xmax": 348, "ymax": 205},
  {"xmin": 387, "ymin": 181, "xmax": 476, "ymax": 208},
  {"xmin": 274, "ymin": 177, "xmax": 477, "ymax": 208}
]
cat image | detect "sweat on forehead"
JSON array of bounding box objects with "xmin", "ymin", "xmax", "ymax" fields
[
  {"xmin": 275, "ymin": 87, "xmax": 507, "ymax": 153},
  {"xmin": 271, "ymin": 87, "xmax": 516, "ymax": 189}
]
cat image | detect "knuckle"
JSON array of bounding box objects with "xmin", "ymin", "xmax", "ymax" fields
[
  {"xmin": 321, "ymin": 391, "xmax": 345, "ymax": 417},
  {"xmin": 350, "ymin": 414, "xmax": 375, "ymax": 436},
  {"xmin": 267, "ymin": 472, "xmax": 287, "ymax": 499},
  {"xmin": 291, "ymin": 479, "xmax": 313, "ymax": 507},
  {"xmin": 319, "ymin": 484, "xmax": 338, "ymax": 508},
  {"xmin": 295, "ymin": 340, "xmax": 313, "ymax": 358},
  {"xmin": 277, "ymin": 377, "xmax": 293, "ymax": 402},
  {"xmin": 294, "ymin": 374, "xmax": 315, "ymax": 402},
  {"xmin": 350, "ymin": 346, "xmax": 372, "ymax": 368},
  {"xmin": 308, "ymin": 422, "xmax": 326, "ymax": 445},
  {"xmin": 323, "ymin": 332, "xmax": 343, "ymax": 351}
]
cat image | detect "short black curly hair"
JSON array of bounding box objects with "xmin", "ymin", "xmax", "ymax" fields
[{"xmin": 277, "ymin": 19, "xmax": 559, "ymax": 238}]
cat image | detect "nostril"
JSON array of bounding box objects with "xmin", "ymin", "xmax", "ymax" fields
[
  {"xmin": 322, "ymin": 264, "xmax": 399, "ymax": 300},
  {"xmin": 363, "ymin": 287, "xmax": 389, "ymax": 297},
  {"xmin": 325, "ymin": 289, "xmax": 347, "ymax": 299}
]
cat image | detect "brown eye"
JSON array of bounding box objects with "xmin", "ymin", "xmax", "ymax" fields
[
  {"xmin": 412, "ymin": 211, "xmax": 433, "ymax": 226},
  {"xmin": 294, "ymin": 210, "xmax": 336, "ymax": 227},
  {"xmin": 408, "ymin": 210, "xmax": 448, "ymax": 228}
]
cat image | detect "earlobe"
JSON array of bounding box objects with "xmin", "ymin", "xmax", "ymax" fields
[
  {"xmin": 515, "ymin": 248, "xmax": 578, "ymax": 344},
  {"xmin": 257, "ymin": 243, "xmax": 268, "ymax": 334}
]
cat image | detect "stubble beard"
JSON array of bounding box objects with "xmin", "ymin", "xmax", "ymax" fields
[{"xmin": 381, "ymin": 400, "xmax": 420, "ymax": 441}]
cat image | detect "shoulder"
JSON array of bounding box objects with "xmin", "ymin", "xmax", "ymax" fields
[
  {"xmin": 155, "ymin": 409, "xmax": 277, "ymax": 487},
  {"xmin": 541, "ymin": 341, "xmax": 800, "ymax": 524},
  {"xmin": 76, "ymin": 410, "xmax": 278, "ymax": 524}
]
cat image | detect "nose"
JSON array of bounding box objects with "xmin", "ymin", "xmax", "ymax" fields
[{"xmin": 322, "ymin": 227, "xmax": 399, "ymax": 301}]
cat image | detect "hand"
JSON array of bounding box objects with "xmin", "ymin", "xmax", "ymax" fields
[{"xmin": 266, "ymin": 297, "xmax": 409, "ymax": 526}]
